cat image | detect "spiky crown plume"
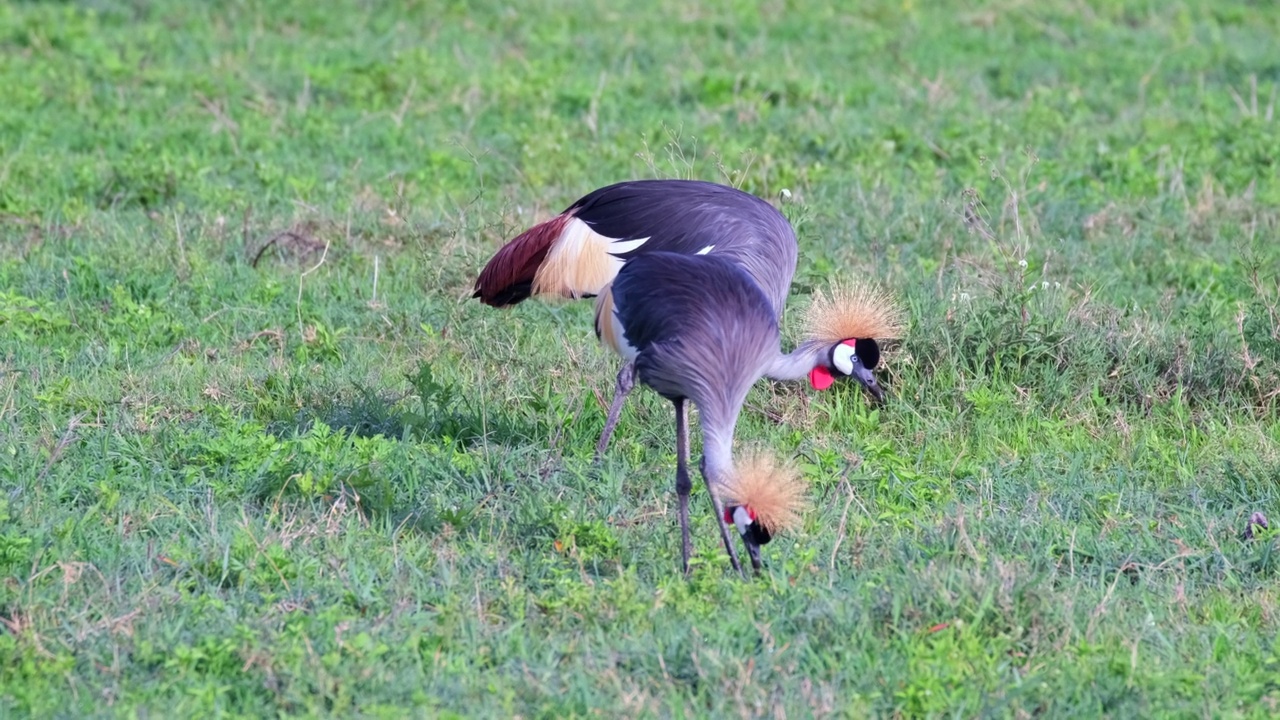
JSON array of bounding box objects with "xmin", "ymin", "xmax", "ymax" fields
[
  {"xmin": 801, "ymin": 281, "xmax": 905, "ymax": 345},
  {"xmin": 720, "ymin": 451, "xmax": 807, "ymax": 534}
]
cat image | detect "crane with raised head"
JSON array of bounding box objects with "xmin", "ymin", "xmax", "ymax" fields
[
  {"xmin": 473, "ymin": 179, "xmax": 803, "ymax": 458},
  {"xmin": 602, "ymin": 250, "xmax": 902, "ymax": 574}
]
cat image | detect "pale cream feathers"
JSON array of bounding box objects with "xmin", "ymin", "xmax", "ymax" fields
[{"xmin": 533, "ymin": 217, "xmax": 648, "ymax": 300}]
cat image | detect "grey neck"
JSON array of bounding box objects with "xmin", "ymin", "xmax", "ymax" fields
[
  {"xmin": 700, "ymin": 401, "xmax": 741, "ymax": 491},
  {"xmin": 763, "ymin": 340, "xmax": 830, "ymax": 382}
]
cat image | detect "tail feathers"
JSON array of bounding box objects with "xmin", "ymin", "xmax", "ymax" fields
[
  {"xmin": 473, "ymin": 214, "xmax": 572, "ymax": 307},
  {"xmin": 802, "ymin": 281, "xmax": 905, "ymax": 344},
  {"xmin": 721, "ymin": 451, "xmax": 807, "ymax": 534}
]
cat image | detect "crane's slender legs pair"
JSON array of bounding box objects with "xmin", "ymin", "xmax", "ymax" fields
[
  {"xmin": 598, "ymin": 365, "xmax": 745, "ymax": 577},
  {"xmin": 594, "ymin": 362, "xmax": 635, "ymax": 460},
  {"xmin": 673, "ymin": 399, "xmax": 745, "ymax": 577}
]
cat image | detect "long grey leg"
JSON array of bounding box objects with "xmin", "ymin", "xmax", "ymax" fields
[
  {"xmin": 698, "ymin": 455, "xmax": 745, "ymax": 577},
  {"xmin": 594, "ymin": 362, "xmax": 635, "ymax": 461},
  {"xmin": 674, "ymin": 399, "xmax": 693, "ymax": 575}
]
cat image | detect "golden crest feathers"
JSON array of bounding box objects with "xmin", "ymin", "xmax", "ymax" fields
[
  {"xmin": 801, "ymin": 281, "xmax": 905, "ymax": 345},
  {"xmin": 721, "ymin": 451, "xmax": 807, "ymax": 534}
]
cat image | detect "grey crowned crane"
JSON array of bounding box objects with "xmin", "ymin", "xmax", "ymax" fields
[
  {"xmin": 600, "ymin": 250, "xmax": 902, "ymax": 574},
  {"xmin": 473, "ymin": 180, "xmax": 806, "ymax": 457}
]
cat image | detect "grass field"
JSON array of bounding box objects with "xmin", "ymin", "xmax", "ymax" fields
[{"xmin": 2, "ymin": 0, "xmax": 1279, "ymax": 716}]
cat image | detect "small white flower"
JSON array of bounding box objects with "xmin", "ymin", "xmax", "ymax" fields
[
  {"xmin": 1019, "ymin": 259, "xmax": 1028, "ymax": 268},
  {"xmin": 1054, "ymin": 282, "xmax": 1061, "ymax": 289},
  {"xmin": 780, "ymin": 188, "xmax": 792, "ymax": 200},
  {"xmin": 1042, "ymin": 281, "xmax": 1049, "ymax": 290},
  {"xmin": 959, "ymin": 292, "xmax": 971, "ymax": 302}
]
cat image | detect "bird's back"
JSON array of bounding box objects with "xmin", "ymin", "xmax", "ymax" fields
[
  {"xmin": 570, "ymin": 180, "xmax": 798, "ymax": 314},
  {"xmin": 608, "ymin": 252, "xmax": 779, "ymax": 414}
]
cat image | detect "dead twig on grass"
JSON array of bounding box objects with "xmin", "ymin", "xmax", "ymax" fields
[{"xmin": 37, "ymin": 412, "xmax": 91, "ymax": 482}]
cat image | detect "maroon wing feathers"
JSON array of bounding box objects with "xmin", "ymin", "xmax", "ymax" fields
[{"xmin": 472, "ymin": 213, "xmax": 571, "ymax": 307}]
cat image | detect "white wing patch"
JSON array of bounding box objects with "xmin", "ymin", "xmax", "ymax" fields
[
  {"xmin": 696, "ymin": 244, "xmax": 715, "ymax": 255},
  {"xmin": 610, "ymin": 236, "xmax": 650, "ymax": 255}
]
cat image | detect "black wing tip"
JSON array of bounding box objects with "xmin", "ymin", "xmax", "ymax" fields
[{"xmin": 475, "ymin": 281, "xmax": 534, "ymax": 307}]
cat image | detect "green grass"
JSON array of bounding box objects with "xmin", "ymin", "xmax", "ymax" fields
[{"xmin": 3, "ymin": 0, "xmax": 1279, "ymax": 716}]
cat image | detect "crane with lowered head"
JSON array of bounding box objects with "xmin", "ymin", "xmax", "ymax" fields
[{"xmin": 600, "ymin": 249, "xmax": 903, "ymax": 574}]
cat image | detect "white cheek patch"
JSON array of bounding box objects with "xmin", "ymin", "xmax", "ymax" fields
[
  {"xmin": 732, "ymin": 506, "xmax": 753, "ymax": 535},
  {"xmin": 832, "ymin": 343, "xmax": 857, "ymax": 376}
]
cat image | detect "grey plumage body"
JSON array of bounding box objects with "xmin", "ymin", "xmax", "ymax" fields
[
  {"xmin": 609, "ymin": 251, "xmax": 809, "ymax": 573},
  {"xmin": 613, "ymin": 252, "xmax": 778, "ymax": 449}
]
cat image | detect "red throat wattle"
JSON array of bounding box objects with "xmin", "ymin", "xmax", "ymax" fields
[{"xmin": 808, "ymin": 366, "xmax": 835, "ymax": 390}]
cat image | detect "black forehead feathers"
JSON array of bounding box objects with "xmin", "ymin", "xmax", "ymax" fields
[
  {"xmin": 747, "ymin": 523, "xmax": 772, "ymax": 546},
  {"xmin": 855, "ymin": 338, "xmax": 880, "ymax": 369}
]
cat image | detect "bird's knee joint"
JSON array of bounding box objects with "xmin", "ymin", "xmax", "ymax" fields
[
  {"xmin": 676, "ymin": 467, "xmax": 693, "ymax": 495},
  {"xmin": 617, "ymin": 363, "xmax": 636, "ymax": 392}
]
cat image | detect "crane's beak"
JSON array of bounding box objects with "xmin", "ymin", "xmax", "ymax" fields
[
  {"xmin": 744, "ymin": 538, "xmax": 763, "ymax": 572},
  {"xmin": 850, "ymin": 358, "xmax": 884, "ymax": 403}
]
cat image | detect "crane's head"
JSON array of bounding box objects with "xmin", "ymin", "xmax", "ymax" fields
[
  {"xmin": 808, "ymin": 337, "xmax": 882, "ymax": 401},
  {"xmin": 724, "ymin": 504, "xmax": 771, "ymax": 569},
  {"xmin": 801, "ymin": 281, "xmax": 904, "ymax": 402},
  {"xmin": 721, "ymin": 452, "xmax": 807, "ymax": 571}
]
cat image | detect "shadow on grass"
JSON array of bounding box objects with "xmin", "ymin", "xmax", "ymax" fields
[
  {"xmin": 264, "ymin": 362, "xmax": 554, "ymax": 449},
  {"xmin": 229, "ymin": 361, "xmax": 579, "ymax": 526}
]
